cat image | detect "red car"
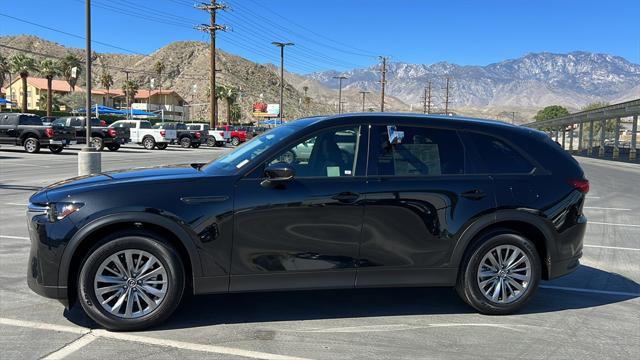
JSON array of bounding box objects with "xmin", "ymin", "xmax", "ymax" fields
[{"xmin": 215, "ymin": 125, "xmax": 247, "ymax": 146}]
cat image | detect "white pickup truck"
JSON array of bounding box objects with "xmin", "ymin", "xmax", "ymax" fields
[
  {"xmin": 186, "ymin": 123, "xmax": 226, "ymax": 147},
  {"xmin": 110, "ymin": 120, "xmax": 176, "ymax": 150}
]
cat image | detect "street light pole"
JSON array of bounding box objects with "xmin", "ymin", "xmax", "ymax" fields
[
  {"xmin": 272, "ymin": 42, "xmax": 293, "ymax": 122},
  {"xmin": 78, "ymin": 0, "xmax": 100, "ymax": 175},
  {"xmin": 359, "ymin": 91, "xmax": 370, "ymax": 112},
  {"xmin": 333, "ymin": 76, "xmax": 348, "ymax": 114}
]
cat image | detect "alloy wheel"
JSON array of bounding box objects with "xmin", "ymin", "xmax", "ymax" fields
[
  {"xmin": 476, "ymin": 244, "xmax": 531, "ymax": 304},
  {"xmin": 93, "ymin": 249, "xmax": 168, "ymax": 319}
]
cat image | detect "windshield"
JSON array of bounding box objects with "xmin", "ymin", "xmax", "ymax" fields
[{"xmin": 203, "ymin": 125, "xmax": 298, "ymax": 174}]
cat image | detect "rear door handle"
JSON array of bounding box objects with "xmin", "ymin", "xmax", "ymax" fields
[
  {"xmin": 461, "ymin": 189, "xmax": 486, "ymax": 200},
  {"xmin": 332, "ymin": 192, "xmax": 360, "ymax": 203}
]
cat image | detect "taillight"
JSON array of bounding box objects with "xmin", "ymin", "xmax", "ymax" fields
[
  {"xmin": 195, "ymin": 132, "xmax": 201, "ymax": 139},
  {"xmin": 160, "ymin": 130, "xmax": 166, "ymax": 137},
  {"xmin": 107, "ymin": 128, "xmax": 117, "ymax": 138},
  {"xmin": 44, "ymin": 128, "xmax": 54, "ymax": 138},
  {"xmin": 100, "ymin": 120, "xmax": 107, "ymax": 127},
  {"xmin": 568, "ymin": 179, "xmax": 589, "ymax": 193}
]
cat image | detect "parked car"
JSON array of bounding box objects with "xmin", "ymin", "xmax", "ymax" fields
[
  {"xmin": 215, "ymin": 125, "xmax": 247, "ymax": 146},
  {"xmin": 27, "ymin": 114, "xmax": 588, "ymax": 330},
  {"xmin": 53, "ymin": 116, "xmax": 129, "ymax": 151},
  {"xmin": 186, "ymin": 123, "xmax": 225, "ymax": 147},
  {"xmin": 110, "ymin": 119, "xmax": 176, "ymax": 150},
  {"xmin": 153, "ymin": 122, "xmax": 206, "ymax": 148},
  {"xmin": 0, "ymin": 113, "xmax": 76, "ymax": 153}
]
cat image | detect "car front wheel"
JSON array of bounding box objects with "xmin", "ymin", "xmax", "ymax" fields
[
  {"xmin": 456, "ymin": 232, "xmax": 540, "ymax": 315},
  {"xmin": 78, "ymin": 233, "xmax": 185, "ymax": 331},
  {"xmin": 180, "ymin": 137, "xmax": 191, "ymax": 148},
  {"xmin": 230, "ymin": 137, "xmax": 240, "ymax": 146}
]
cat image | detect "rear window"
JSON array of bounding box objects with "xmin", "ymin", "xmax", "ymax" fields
[
  {"xmin": 18, "ymin": 116, "xmax": 43, "ymax": 126},
  {"xmin": 461, "ymin": 131, "xmax": 534, "ymax": 174}
]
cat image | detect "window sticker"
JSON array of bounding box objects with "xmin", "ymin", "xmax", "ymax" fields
[
  {"xmin": 326, "ymin": 166, "xmax": 340, "ymax": 177},
  {"xmin": 344, "ymin": 170, "xmax": 352, "ymax": 175}
]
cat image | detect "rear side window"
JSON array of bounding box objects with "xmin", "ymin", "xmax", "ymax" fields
[
  {"xmin": 369, "ymin": 125, "xmax": 464, "ymax": 176},
  {"xmin": 139, "ymin": 121, "xmax": 152, "ymax": 129},
  {"xmin": 18, "ymin": 116, "xmax": 43, "ymax": 126},
  {"xmin": 461, "ymin": 131, "xmax": 534, "ymax": 174},
  {"xmin": 176, "ymin": 123, "xmax": 187, "ymax": 130}
]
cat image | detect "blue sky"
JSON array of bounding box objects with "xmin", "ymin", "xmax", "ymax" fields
[{"xmin": 1, "ymin": 0, "xmax": 638, "ymax": 74}]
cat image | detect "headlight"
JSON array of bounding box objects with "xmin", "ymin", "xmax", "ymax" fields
[{"xmin": 48, "ymin": 202, "xmax": 84, "ymax": 222}]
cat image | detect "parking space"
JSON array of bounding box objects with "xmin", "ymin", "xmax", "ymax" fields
[{"xmin": 1, "ymin": 148, "xmax": 638, "ymax": 359}]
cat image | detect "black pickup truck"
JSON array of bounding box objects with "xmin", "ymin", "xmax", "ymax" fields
[
  {"xmin": 153, "ymin": 122, "xmax": 206, "ymax": 148},
  {"xmin": 0, "ymin": 113, "xmax": 76, "ymax": 153},
  {"xmin": 52, "ymin": 116, "xmax": 129, "ymax": 151}
]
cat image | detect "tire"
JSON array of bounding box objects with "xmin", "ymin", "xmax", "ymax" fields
[
  {"xmin": 49, "ymin": 145, "xmax": 64, "ymax": 154},
  {"xmin": 107, "ymin": 143, "xmax": 121, "ymax": 151},
  {"xmin": 206, "ymin": 137, "xmax": 216, "ymax": 147},
  {"xmin": 92, "ymin": 137, "xmax": 105, "ymax": 151},
  {"xmin": 231, "ymin": 137, "xmax": 240, "ymax": 146},
  {"xmin": 456, "ymin": 231, "xmax": 541, "ymax": 315},
  {"xmin": 77, "ymin": 232, "xmax": 185, "ymax": 331},
  {"xmin": 155, "ymin": 143, "xmax": 168, "ymax": 150},
  {"xmin": 191, "ymin": 142, "xmax": 200, "ymax": 149},
  {"xmin": 180, "ymin": 137, "xmax": 191, "ymax": 148},
  {"xmin": 142, "ymin": 136, "xmax": 156, "ymax": 150},
  {"xmin": 23, "ymin": 137, "xmax": 40, "ymax": 153}
]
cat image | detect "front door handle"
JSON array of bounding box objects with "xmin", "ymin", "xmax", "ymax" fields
[
  {"xmin": 332, "ymin": 192, "xmax": 360, "ymax": 203},
  {"xmin": 461, "ymin": 189, "xmax": 486, "ymax": 200}
]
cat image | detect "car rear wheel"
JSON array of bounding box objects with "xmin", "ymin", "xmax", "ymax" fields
[
  {"xmin": 155, "ymin": 143, "xmax": 168, "ymax": 150},
  {"xmin": 92, "ymin": 137, "xmax": 105, "ymax": 151},
  {"xmin": 180, "ymin": 137, "xmax": 191, "ymax": 148},
  {"xmin": 142, "ymin": 137, "xmax": 155, "ymax": 150},
  {"xmin": 231, "ymin": 136, "xmax": 240, "ymax": 146},
  {"xmin": 456, "ymin": 232, "xmax": 540, "ymax": 315},
  {"xmin": 107, "ymin": 143, "xmax": 120, "ymax": 151},
  {"xmin": 206, "ymin": 137, "xmax": 216, "ymax": 147},
  {"xmin": 49, "ymin": 145, "xmax": 64, "ymax": 154},
  {"xmin": 24, "ymin": 138, "xmax": 40, "ymax": 153},
  {"xmin": 78, "ymin": 233, "xmax": 185, "ymax": 331}
]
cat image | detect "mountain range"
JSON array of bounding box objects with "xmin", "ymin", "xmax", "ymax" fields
[{"xmin": 2, "ymin": 35, "xmax": 638, "ymax": 123}]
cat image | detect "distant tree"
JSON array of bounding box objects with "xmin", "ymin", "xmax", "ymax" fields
[
  {"xmin": 534, "ymin": 105, "xmax": 570, "ymax": 122},
  {"xmin": 99, "ymin": 70, "xmax": 114, "ymax": 106},
  {"xmin": 39, "ymin": 93, "xmax": 62, "ymax": 112},
  {"xmin": 0, "ymin": 54, "xmax": 8, "ymax": 89},
  {"xmin": 60, "ymin": 54, "xmax": 82, "ymax": 91},
  {"xmin": 216, "ymin": 84, "xmax": 239, "ymax": 125},
  {"xmin": 230, "ymin": 103, "xmax": 242, "ymax": 123},
  {"xmin": 582, "ymin": 102, "xmax": 615, "ymax": 135},
  {"xmin": 9, "ymin": 54, "xmax": 37, "ymax": 112},
  {"xmin": 154, "ymin": 61, "xmax": 165, "ymax": 105},
  {"xmin": 122, "ymin": 80, "xmax": 140, "ymax": 107},
  {"xmin": 38, "ymin": 59, "xmax": 61, "ymax": 117},
  {"xmin": 60, "ymin": 91, "xmax": 85, "ymax": 111}
]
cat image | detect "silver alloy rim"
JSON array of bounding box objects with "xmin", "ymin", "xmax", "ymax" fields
[
  {"xmin": 26, "ymin": 140, "xmax": 36, "ymax": 152},
  {"xmin": 476, "ymin": 245, "xmax": 531, "ymax": 304},
  {"xmin": 181, "ymin": 138, "xmax": 190, "ymax": 147},
  {"xmin": 92, "ymin": 138, "xmax": 102, "ymax": 150},
  {"xmin": 144, "ymin": 139, "xmax": 153, "ymax": 149},
  {"xmin": 94, "ymin": 249, "xmax": 168, "ymax": 319}
]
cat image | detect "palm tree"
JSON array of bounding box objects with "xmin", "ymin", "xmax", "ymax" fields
[
  {"xmin": 122, "ymin": 80, "xmax": 140, "ymax": 109},
  {"xmin": 153, "ymin": 61, "xmax": 165, "ymax": 107},
  {"xmin": 39, "ymin": 93, "xmax": 62, "ymax": 112},
  {"xmin": 215, "ymin": 84, "xmax": 239, "ymax": 125},
  {"xmin": 60, "ymin": 54, "xmax": 82, "ymax": 91},
  {"xmin": 38, "ymin": 59, "xmax": 61, "ymax": 117},
  {"xmin": 99, "ymin": 71, "xmax": 114, "ymax": 106},
  {"xmin": 9, "ymin": 54, "xmax": 37, "ymax": 112},
  {"xmin": 0, "ymin": 54, "xmax": 9, "ymax": 89}
]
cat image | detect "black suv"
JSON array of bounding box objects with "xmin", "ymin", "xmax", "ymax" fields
[{"xmin": 27, "ymin": 114, "xmax": 587, "ymax": 330}]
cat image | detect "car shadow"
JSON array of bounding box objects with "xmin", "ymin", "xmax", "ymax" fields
[{"xmin": 63, "ymin": 265, "xmax": 638, "ymax": 331}]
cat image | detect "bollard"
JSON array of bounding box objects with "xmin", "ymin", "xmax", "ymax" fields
[{"xmin": 78, "ymin": 148, "xmax": 101, "ymax": 176}]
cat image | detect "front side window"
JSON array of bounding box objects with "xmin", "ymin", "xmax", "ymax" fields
[
  {"xmin": 369, "ymin": 125, "xmax": 464, "ymax": 176},
  {"xmin": 268, "ymin": 126, "xmax": 361, "ymax": 178},
  {"xmin": 18, "ymin": 116, "xmax": 43, "ymax": 126}
]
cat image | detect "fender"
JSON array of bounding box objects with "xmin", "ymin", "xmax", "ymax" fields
[
  {"xmin": 448, "ymin": 209, "xmax": 556, "ymax": 269},
  {"xmin": 57, "ymin": 211, "xmax": 204, "ymax": 287}
]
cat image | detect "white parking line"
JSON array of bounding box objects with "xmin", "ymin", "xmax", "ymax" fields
[
  {"xmin": 5, "ymin": 202, "xmax": 28, "ymax": 206},
  {"xmin": 0, "ymin": 317, "xmax": 312, "ymax": 360},
  {"xmin": 43, "ymin": 333, "xmax": 97, "ymax": 359},
  {"xmin": 584, "ymin": 244, "xmax": 640, "ymax": 251},
  {"xmin": 584, "ymin": 207, "xmax": 631, "ymax": 211},
  {"xmin": 585, "ymin": 196, "xmax": 600, "ymax": 199},
  {"xmin": 589, "ymin": 221, "xmax": 640, "ymax": 228},
  {"xmin": 540, "ymin": 285, "xmax": 640, "ymax": 297},
  {"xmin": 0, "ymin": 235, "xmax": 28, "ymax": 240}
]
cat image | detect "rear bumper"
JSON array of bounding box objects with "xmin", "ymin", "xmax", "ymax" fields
[
  {"xmin": 41, "ymin": 139, "xmax": 76, "ymax": 146},
  {"xmin": 546, "ymin": 215, "xmax": 586, "ymax": 280}
]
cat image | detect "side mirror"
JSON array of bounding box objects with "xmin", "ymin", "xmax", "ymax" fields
[{"xmin": 261, "ymin": 162, "xmax": 295, "ymax": 187}]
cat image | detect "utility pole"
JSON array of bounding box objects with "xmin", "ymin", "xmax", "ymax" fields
[
  {"xmin": 427, "ymin": 81, "xmax": 432, "ymax": 114},
  {"xmin": 444, "ymin": 77, "xmax": 450, "ymax": 115},
  {"xmin": 359, "ymin": 90, "xmax": 370, "ymax": 112},
  {"xmin": 422, "ymin": 87, "xmax": 427, "ymax": 114},
  {"xmin": 378, "ymin": 56, "xmax": 388, "ymax": 112},
  {"xmin": 272, "ymin": 42, "xmax": 294, "ymax": 122},
  {"xmin": 511, "ymin": 111, "xmax": 516, "ymax": 124},
  {"xmin": 333, "ymin": 75, "xmax": 347, "ymax": 114},
  {"xmin": 78, "ymin": 0, "xmax": 100, "ymax": 175},
  {"xmin": 196, "ymin": 1, "xmax": 227, "ymax": 128}
]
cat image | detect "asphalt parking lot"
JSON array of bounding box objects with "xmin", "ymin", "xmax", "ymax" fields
[{"xmin": 1, "ymin": 144, "xmax": 638, "ymax": 360}]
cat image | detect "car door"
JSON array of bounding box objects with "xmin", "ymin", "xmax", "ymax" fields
[
  {"xmin": 357, "ymin": 123, "xmax": 496, "ymax": 287},
  {"xmin": 230, "ymin": 124, "xmax": 368, "ymax": 292},
  {"xmin": 0, "ymin": 115, "xmax": 14, "ymax": 144}
]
